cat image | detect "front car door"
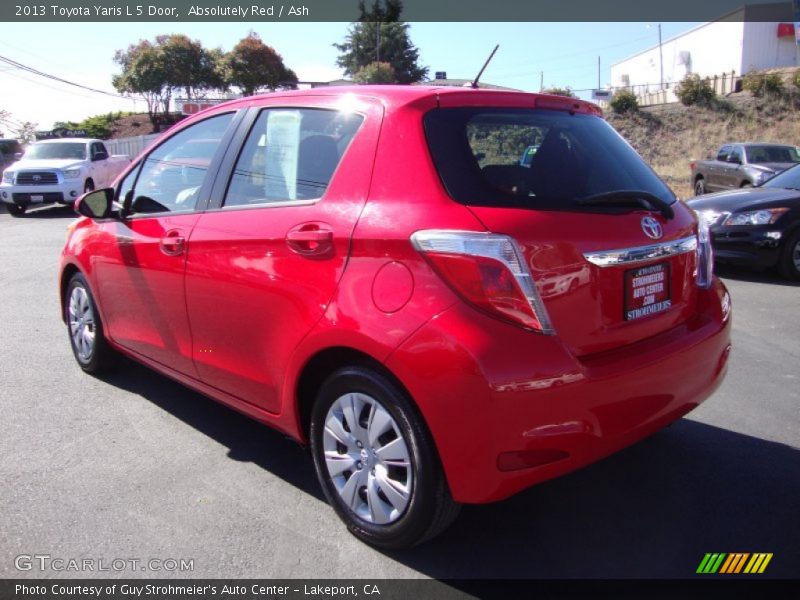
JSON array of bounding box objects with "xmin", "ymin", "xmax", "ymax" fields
[
  {"xmin": 708, "ymin": 145, "xmax": 732, "ymax": 192},
  {"xmin": 184, "ymin": 96, "xmax": 383, "ymax": 413},
  {"xmin": 92, "ymin": 111, "xmax": 241, "ymax": 375}
]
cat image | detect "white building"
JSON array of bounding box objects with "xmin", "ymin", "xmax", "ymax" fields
[{"xmin": 610, "ymin": 3, "xmax": 798, "ymax": 101}]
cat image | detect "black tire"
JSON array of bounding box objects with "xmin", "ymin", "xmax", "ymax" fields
[
  {"xmin": 694, "ymin": 178, "xmax": 706, "ymax": 196},
  {"xmin": 6, "ymin": 204, "xmax": 25, "ymax": 217},
  {"xmin": 741, "ymin": 182, "xmax": 753, "ymax": 188},
  {"xmin": 65, "ymin": 272, "xmax": 116, "ymax": 373},
  {"xmin": 778, "ymin": 230, "xmax": 800, "ymax": 281},
  {"xmin": 310, "ymin": 366, "xmax": 460, "ymax": 549},
  {"xmin": 84, "ymin": 180, "xmax": 95, "ymax": 194}
]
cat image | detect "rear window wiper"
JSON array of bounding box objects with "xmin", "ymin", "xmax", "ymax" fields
[{"xmin": 576, "ymin": 190, "xmax": 675, "ymax": 220}]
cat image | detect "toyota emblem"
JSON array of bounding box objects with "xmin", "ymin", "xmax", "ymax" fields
[
  {"xmin": 32, "ymin": 174, "xmax": 41, "ymax": 182},
  {"xmin": 641, "ymin": 216, "xmax": 663, "ymax": 240}
]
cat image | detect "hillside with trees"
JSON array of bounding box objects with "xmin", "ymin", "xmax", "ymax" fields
[{"xmin": 606, "ymin": 71, "xmax": 800, "ymax": 197}]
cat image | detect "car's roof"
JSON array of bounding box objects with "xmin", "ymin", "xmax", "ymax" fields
[{"xmin": 208, "ymin": 85, "xmax": 602, "ymax": 115}]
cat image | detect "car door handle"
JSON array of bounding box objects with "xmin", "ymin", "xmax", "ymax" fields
[
  {"xmin": 160, "ymin": 229, "xmax": 186, "ymax": 256},
  {"xmin": 286, "ymin": 224, "xmax": 333, "ymax": 256}
]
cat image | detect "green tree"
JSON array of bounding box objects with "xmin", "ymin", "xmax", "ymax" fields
[
  {"xmin": 224, "ymin": 32, "xmax": 297, "ymax": 96},
  {"xmin": 353, "ymin": 61, "xmax": 396, "ymax": 84},
  {"xmin": 742, "ymin": 69, "xmax": 784, "ymax": 98},
  {"xmin": 541, "ymin": 87, "xmax": 576, "ymax": 98},
  {"xmin": 609, "ymin": 89, "xmax": 639, "ymax": 113},
  {"xmin": 158, "ymin": 34, "xmax": 226, "ymax": 100},
  {"xmin": 675, "ymin": 74, "xmax": 716, "ymax": 106},
  {"xmin": 334, "ymin": 1, "xmax": 427, "ymax": 84},
  {"xmin": 112, "ymin": 40, "xmax": 172, "ymax": 129}
]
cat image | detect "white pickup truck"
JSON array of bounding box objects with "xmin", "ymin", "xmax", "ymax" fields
[{"xmin": 0, "ymin": 138, "xmax": 130, "ymax": 216}]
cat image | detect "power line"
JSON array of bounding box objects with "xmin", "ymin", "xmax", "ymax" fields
[{"xmin": 0, "ymin": 52, "xmax": 127, "ymax": 99}]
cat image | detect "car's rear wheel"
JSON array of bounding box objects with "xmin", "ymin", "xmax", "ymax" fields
[
  {"xmin": 778, "ymin": 230, "xmax": 800, "ymax": 281},
  {"xmin": 7, "ymin": 204, "xmax": 25, "ymax": 217},
  {"xmin": 694, "ymin": 178, "xmax": 706, "ymax": 196},
  {"xmin": 310, "ymin": 366, "xmax": 460, "ymax": 549},
  {"xmin": 66, "ymin": 273, "xmax": 116, "ymax": 373}
]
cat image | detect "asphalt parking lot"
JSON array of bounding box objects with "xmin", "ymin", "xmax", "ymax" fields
[{"xmin": 1, "ymin": 203, "xmax": 798, "ymax": 581}]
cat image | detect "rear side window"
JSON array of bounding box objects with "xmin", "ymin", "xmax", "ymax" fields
[
  {"xmin": 223, "ymin": 108, "xmax": 363, "ymax": 207},
  {"xmin": 423, "ymin": 108, "xmax": 675, "ymax": 211},
  {"xmin": 717, "ymin": 146, "xmax": 731, "ymax": 161}
]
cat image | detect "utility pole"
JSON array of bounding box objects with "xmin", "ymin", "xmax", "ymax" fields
[
  {"xmin": 658, "ymin": 23, "xmax": 664, "ymax": 90},
  {"xmin": 597, "ymin": 56, "xmax": 601, "ymax": 90},
  {"xmin": 540, "ymin": 71, "xmax": 544, "ymax": 91},
  {"xmin": 376, "ymin": 22, "xmax": 381, "ymax": 62}
]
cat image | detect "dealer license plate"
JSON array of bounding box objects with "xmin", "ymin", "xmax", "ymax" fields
[
  {"xmin": 624, "ymin": 262, "xmax": 671, "ymax": 321},
  {"xmin": 30, "ymin": 195, "xmax": 44, "ymax": 203}
]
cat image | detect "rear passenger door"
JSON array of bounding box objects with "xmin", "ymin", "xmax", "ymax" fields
[{"xmin": 184, "ymin": 97, "xmax": 383, "ymax": 413}]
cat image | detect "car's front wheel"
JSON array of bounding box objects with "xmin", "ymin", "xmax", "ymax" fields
[
  {"xmin": 65, "ymin": 272, "xmax": 116, "ymax": 373},
  {"xmin": 6, "ymin": 204, "xmax": 25, "ymax": 217},
  {"xmin": 310, "ymin": 366, "xmax": 460, "ymax": 549},
  {"xmin": 778, "ymin": 230, "xmax": 800, "ymax": 281}
]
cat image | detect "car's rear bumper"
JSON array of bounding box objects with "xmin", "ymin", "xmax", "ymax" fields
[
  {"xmin": 711, "ymin": 226, "xmax": 784, "ymax": 267},
  {"xmin": 386, "ymin": 278, "xmax": 732, "ymax": 504}
]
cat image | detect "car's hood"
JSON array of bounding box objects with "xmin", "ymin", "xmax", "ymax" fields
[
  {"xmin": 750, "ymin": 162, "xmax": 796, "ymax": 173},
  {"xmin": 687, "ymin": 186, "xmax": 800, "ymax": 213},
  {"xmin": 10, "ymin": 159, "xmax": 84, "ymax": 171}
]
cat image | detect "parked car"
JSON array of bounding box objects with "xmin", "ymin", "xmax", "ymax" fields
[
  {"xmin": 691, "ymin": 142, "xmax": 800, "ymax": 196},
  {"xmin": 59, "ymin": 86, "xmax": 732, "ymax": 548},
  {"xmin": 0, "ymin": 138, "xmax": 24, "ymax": 177},
  {"xmin": 688, "ymin": 162, "xmax": 800, "ymax": 279},
  {"xmin": 0, "ymin": 138, "xmax": 129, "ymax": 216}
]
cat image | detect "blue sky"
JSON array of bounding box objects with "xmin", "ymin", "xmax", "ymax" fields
[{"xmin": 0, "ymin": 22, "xmax": 697, "ymax": 130}]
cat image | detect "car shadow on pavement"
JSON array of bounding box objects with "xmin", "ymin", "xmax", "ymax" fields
[
  {"xmin": 0, "ymin": 204, "xmax": 77, "ymax": 219},
  {"xmin": 98, "ymin": 359, "xmax": 799, "ymax": 579},
  {"xmin": 98, "ymin": 357, "xmax": 325, "ymax": 502},
  {"xmin": 389, "ymin": 419, "xmax": 800, "ymax": 579},
  {"xmin": 716, "ymin": 263, "xmax": 800, "ymax": 287}
]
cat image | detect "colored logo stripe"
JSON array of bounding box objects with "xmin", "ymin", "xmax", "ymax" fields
[{"xmin": 697, "ymin": 552, "xmax": 773, "ymax": 574}]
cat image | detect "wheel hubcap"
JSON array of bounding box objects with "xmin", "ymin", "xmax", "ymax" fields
[
  {"xmin": 322, "ymin": 392, "xmax": 413, "ymax": 525},
  {"xmin": 68, "ymin": 286, "xmax": 95, "ymax": 362},
  {"xmin": 793, "ymin": 241, "xmax": 800, "ymax": 271}
]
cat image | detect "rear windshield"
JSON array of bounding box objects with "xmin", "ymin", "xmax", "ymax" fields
[{"xmin": 423, "ymin": 108, "xmax": 675, "ymax": 210}]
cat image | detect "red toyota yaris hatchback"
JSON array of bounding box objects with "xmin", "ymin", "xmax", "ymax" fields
[{"xmin": 60, "ymin": 87, "xmax": 732, "ymax": 548}]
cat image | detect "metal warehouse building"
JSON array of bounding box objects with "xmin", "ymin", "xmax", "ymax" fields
[{"xmin": 610, "ymin": 3, "xmax": 797, "ymax": 103}]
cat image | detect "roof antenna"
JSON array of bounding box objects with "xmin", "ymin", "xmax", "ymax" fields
[{"xmin": 470, "ymin": 44, "xmax": 499, "ymax": 89}]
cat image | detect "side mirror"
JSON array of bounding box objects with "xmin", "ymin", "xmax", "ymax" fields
[
  {"xmin": 76, "ymin": 188, "xmax": 113, "ymax": 219},
  {"xmin": 727, "ymin": 154, "xmax": 741, "ymax": 164},
  {"xmin": 92, "ymin": 152, "xmax": 109, "ymax": 162}
]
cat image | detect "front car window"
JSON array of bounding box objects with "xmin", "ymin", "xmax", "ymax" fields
[
  {"xmin": 127, "ymin": 112, "xmax": 234, "ymax": 214},
  {"xmin": 423, "ymin": 108, "xmax": 675, "ymax": 210},
  {"xmin": 223, "ymin": 108, "xmax": 363, "ymax": 207},
  {"xmin": 25, "ymin": 143, "xmax": 86, "ymax": 160}
]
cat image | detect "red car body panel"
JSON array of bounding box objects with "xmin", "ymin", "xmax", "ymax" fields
[{"xmin": 60, "ymin": 86, "xmax": 731, "ymax": 505}]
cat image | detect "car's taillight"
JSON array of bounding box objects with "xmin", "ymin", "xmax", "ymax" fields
[
  {"xmin": 696, "ymin": 218, "xmax": 714, "ymax": 288},
  {"xmin": 410, "ymin": 230, "xmax": 554, "ymax": 334}
]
